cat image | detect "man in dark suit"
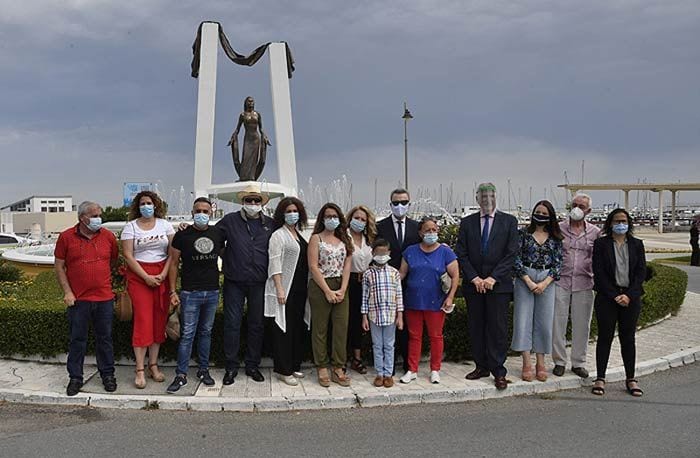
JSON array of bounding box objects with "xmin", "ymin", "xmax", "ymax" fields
[
  {"xmin": 376, "ymin": 188, "xmax": 422, "ymax": 372},
  {"xmin": 455, "ymin": 183, "xmax": 519, "ymax": 390}
]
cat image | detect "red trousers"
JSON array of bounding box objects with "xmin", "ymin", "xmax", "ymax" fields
[
  {"xmin": 406, "ymin": 309, "xmax": 445, "ymax": 372},
  {"xmin": 126, "ymin": 260, "xmax": 168, "ymax": 347}
]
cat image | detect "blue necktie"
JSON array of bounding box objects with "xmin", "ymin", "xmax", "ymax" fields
[{"xmin": 481, "ymin": 215, "xmax": 490, "ymax": 254}]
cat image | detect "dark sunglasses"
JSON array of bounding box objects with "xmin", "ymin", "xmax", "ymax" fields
[
  {"xmin": 243, "ymin": 197, "xmax": 263, "ymax": 204},
  {"xmin": 391, "ymin": 200, "xmax": 410, "ymax": 206}
]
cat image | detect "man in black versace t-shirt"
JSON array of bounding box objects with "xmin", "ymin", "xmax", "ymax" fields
[{"xmin": 166, "ymin": 197, "xmax": 225, "ymax": 393}]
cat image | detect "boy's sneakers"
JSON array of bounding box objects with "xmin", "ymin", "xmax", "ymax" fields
[
  {"xmin": 399, "ymin": 371, "xmax": 417, "ymax": 384},
  {"xmin": 197, "ymin": 369, "xmax": 215, "ymax": 386},
  {"xmin": 167, "ymin": 375, "xmax": 187, "ymax": 394}
]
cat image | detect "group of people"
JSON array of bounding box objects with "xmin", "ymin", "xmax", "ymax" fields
[{"xmin": 54, "ymin": 182, "xmax": 648, "ymax": 398}]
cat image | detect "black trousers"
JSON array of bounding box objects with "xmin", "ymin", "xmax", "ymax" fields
[
  {"xmin": 347, "ymin": 273, "xmax": 365, "ymax": 352},
  {"xmin": 691, "ymin": 242, "xmax": 699, "ymax": 266},
  {"xmin": 466, "ymin": 292, "xmax": 510, "ymax": 378},
  {"xmin": 594, "ymin": 294, "xmax": 641, "ymax": 379},
  {"xmin": 222, "ymin": 281, "xmax": 265, "ymax": 371},
  {"xmin": 67, "ymin": 300, "xmax": 115, "ymax": 381},
  {"xmin": 272, "ymin": 289, "xmax": 307, "ymax": 376}
]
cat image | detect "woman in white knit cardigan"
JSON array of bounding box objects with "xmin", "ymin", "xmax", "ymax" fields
[{"xmin": 264, "ymin": 197, "xmax": 310, "ymax": 386}]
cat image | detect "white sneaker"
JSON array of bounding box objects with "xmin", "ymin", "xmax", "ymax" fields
[
  {"xmin": 278, "ymin": 374, "xmax": 299, "ymax": 386},
  {"xmin": 430, "ymin": 371, "xmax": 441, "ymax": 384},
  {"xmin": 400, "ymin": 371, "xmax": 417, "ymax": 384},
  {"xmin": 293, "ymin": 371, "xmax": 305, "ymax": 379}
]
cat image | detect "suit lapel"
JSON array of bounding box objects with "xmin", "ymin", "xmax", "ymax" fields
[{"xmin": 382, "ymin": 218, "xmax": 399, "ymax": 248}]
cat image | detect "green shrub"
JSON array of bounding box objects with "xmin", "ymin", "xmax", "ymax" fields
[
  {"xmin": 0, "ymin": 258, "xmax": 23, "ymax": 283},
  {"xmin": 0, "ymin": 262, "xmax": 688, "ymax": 362}
]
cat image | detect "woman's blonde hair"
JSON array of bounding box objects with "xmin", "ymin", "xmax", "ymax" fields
[{"xmin": 347, "ymin": 205, "xmax": 377, "ymax": 244}]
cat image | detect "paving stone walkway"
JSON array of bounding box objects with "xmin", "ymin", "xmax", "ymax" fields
[{"xmin": 1, "ymin": 292, "xmax": 698, "ymax": 412}]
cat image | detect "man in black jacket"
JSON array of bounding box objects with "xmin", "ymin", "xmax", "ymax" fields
[
  {"xmin": 455, "ymin": 183, "xmax": 519, "ymax": 390},
  {"xmin": 376, "ymin": 188, "xmax": 421, "ymax": 372}
]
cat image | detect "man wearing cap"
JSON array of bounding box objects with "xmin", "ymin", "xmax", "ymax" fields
[
  {"xmin": 551, "ymin": 193, "xmax": 600, "ymax": 378},
  {"xmin": 54, "ymin": 201, "xmax": 119, "ymax": 396},
  {"xmin": 216, "ymin": 184, "xmax": 274, "ymax": 384},
  {"xmin": 455, "ymin": 183, "xmax": 519, "ymax": 390}
]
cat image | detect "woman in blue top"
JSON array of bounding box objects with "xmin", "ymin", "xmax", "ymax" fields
[
  {"xmin": 513, "ymin": 200, "xmax": 563, "ymax": 382},
  {"xmin": 399, "ymin": 217, "xmax": 459, "ymax": 384}
]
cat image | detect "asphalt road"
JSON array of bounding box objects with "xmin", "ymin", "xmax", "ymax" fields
[{"xmin": 1, "ymin": 363, "xmax": 699, "ymax": 457}]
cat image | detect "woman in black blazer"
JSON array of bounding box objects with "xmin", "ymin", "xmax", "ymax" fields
[{"xmin": 592, "ymin": 208, "xmax": 646, "ymax": 397}]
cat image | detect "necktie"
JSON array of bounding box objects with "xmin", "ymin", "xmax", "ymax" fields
[
  {"xmin": 397, "ymin": 220, "xmax": 404, "ymax": 246},
  {"xmin": 481, "ymin": 215, "xmax": 490, "ymax": 254}
]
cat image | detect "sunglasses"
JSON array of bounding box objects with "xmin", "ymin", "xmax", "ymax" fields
[
  {"xmin": 243, "ymin": 197, "xmax": 263, "ymax": 204},
  {"xmin": 391, "ymin": 200, "xmax": 410, "ymax": 206}
]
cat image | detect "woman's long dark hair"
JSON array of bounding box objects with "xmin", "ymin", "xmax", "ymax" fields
[
  {"xmin": 527, "ymin": 200, "xmax": 562, "ymax": 240},
  {"xmin": 312, "ymin": 202, "xmax": 354, "ymax": 255},
  {"xmin": 127, "ymin": 191, "xmax": 166, "ymax": 221},
  {"xmin": 273, "ymin": 197, "xmax": 308, "ymax": 231},
  {"xmin": 602, "ymin": 208, "xmax": 635, "ymax": 237}
]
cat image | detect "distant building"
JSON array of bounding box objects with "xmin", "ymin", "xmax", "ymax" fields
[{"xmin": 1, "ymin": 195, "xmax": 73, "ymax": 213}]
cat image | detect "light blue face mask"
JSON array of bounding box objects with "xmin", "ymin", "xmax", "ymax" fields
[
  {"xmin": 193, "ymin": 213, "xmax": 210, "ymax": 227},
  {"xmin": 422, "ymin": 233, "xmax": 439, "ymax": 245},
  {"xmin": 87, "ymin": 217, "xmax": 102, "ymax": 232},
  {"xmin": 612, "ymin": 223, "xmax": 629, "ymax": 235},
  {"xmin": 285, "ymin": 212, "xmax": 300, "ymax": 226},
  {"xmin": 350, "ymin": 218, "xmax": 366, "ymax": 233},
  {"xmin": 140, "ymin": 204, "xmax": 155, "ymax": 218},
  {"xmin": 324, "ymin": 217, "xmax": 340, "ymax": 231}
]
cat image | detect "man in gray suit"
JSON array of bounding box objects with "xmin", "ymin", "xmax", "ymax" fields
[{"xmin": 455, "ymin": 183, "xmax": 519, "ymax": 390}]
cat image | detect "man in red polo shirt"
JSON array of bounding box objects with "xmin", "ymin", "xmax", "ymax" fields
[{"xmin": 54, "ymin": 201, "xmax": 119, "ymax": 396}]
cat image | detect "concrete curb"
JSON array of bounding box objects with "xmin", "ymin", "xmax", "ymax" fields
[{"xmin": 1, "ymin": 345, "xmax": 698, "ymax": 412}]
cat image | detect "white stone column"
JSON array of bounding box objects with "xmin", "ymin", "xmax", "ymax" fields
[
  {"xmin": 193, "ymin": 22, "xmax": 219, "ymax": 198},
  {"xmin": 269, "ymin": 42, "xmax": 298, "ymax": 195},
  {"xmin": 658, "ymin": 190, "xmax": 664, "ymax": 234}
]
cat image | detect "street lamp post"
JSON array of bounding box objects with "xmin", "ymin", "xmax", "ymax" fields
[{"xmin": 402, "ymin": 101, "xmax": 413, "ymax": 190}]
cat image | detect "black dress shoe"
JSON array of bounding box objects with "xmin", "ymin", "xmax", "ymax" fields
[
  {"xmin": 572, "ymin": 367, "xmax": 589, "ymax": 378},
  {"xmin": 245, "ymin": 368, "xmax": 265, "ymax": 382},
  {"xmin": 222, "ymin": 370, "xmax": 237, "ymax": 386},
  {"xmin": 66, "ymin": 378, "xmax": 83, "ymax": 396},
  {"xmin": 494, "ymin": 376, "xmax": 508, "ymax": 390},
  {"xmin": 102, "ymin": 375, "xmax": 117, "ymax": 392},
  {"xmin": 465, "ymin": 368, "xmax": 491, "ymax": 380},
  {"xmin": 552, "ymin": 365, "xmax": 565, "ymax": 377}
]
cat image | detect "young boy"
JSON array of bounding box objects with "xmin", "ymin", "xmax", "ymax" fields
[{"xmin": 362, "ymin": 238, "xmax": 404, "ymax": 387}]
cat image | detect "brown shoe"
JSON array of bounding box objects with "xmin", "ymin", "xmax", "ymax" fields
[
  {"xmin": 317, "ymin": 367, "xmax": 331, "ymax": 387},
  {"xmin": 147, "ymin": 363, "xmax": 165, "ymax": 383},
  {"xmin": 495, "ymin": 376, "xmax": 508, "ymax": 390},
  {"xmin": 465, "ymin": 368, "xmax": 490, "ymax": 380},
  {"xmin": 383, "ymin": 376, "xmax": 394, "ymax": 388},
  {"xmin": 373, "ymin": 376, "xmax": 384, "ymax": 387},
  {"xmin": 331, "ymin": 367, "xmax": 351, "ymax": 387}
]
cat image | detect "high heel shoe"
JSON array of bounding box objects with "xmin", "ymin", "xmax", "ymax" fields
[
  {"xmin": 147, "ymin": 363, "xmax": 165, "ymax": 382},
  {"xmin": 521, "ymin": 365, "xmax": 534, "ymax": 382},
  {"xmin": 535, "ymin": 364, "xmax": 548, "ymax": 382},
  {"xmin": 134, "ymin": 368, "xmax": 146, "ymax": 389}
]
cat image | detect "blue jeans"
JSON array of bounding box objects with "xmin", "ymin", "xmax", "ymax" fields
[
  {"xmin": 370, "ymin": 322, "xmax": 396, "ymax": 377},
  {"xmin": 67, "ymin": 300, "xmax": 115, "ymax": 381},
  {"xmin": 222, "ymin": 281, "xmax": 265, "ymax": 371},
  {"xmin": 512, "ymin": 267, "xmax": 556, "ymax": 354},
  {"xmin": 176, "ymin": 290, "xmax": 218, "ymax": 375}
]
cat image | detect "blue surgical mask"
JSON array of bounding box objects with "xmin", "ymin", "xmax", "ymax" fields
[
  {"xmin": 285, "ymin": 212, "xmax": 300, "ymax": 226},
  {"xmin": 140, "ymin": 204, "xmax": 155, "ymax": 218},
  {"xmin": 613, "ymin": 223, "xmax": 629, "ymax": 235},
  {"xmin": 193, "ymin": 213, "xmax": 210, "ymax": 228},
  {"xmin": 87, "ymin": 217, "xmax": 102, "ymax": 232},
  {"xmin": 350, "ymin": 218, "xmax": 366, "ymax": 233},
  {"xmin": 324, "ymin": 217, "xmax": 340, "ymax": 231},
  {"xmin": 422, "ymin": 233, "xmax": 439, "ymax": 245}
]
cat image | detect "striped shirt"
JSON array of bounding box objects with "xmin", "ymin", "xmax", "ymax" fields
[{"xmin": 361, "ymin": 264, "xmax": 404, "ymax": 326}]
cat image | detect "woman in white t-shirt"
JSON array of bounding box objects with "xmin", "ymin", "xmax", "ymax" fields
[
  {"xmin": 346, "ymin": 205, "xmax": 376, "ymax": 374},
  {"xmin": 121, "ymin": 191, "xmax": 175, "ymax": 389}
]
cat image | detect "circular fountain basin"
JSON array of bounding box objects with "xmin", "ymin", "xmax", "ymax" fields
[{"xmin": 2, "ymin": 244, "xmax": 56, "ymax": 276}]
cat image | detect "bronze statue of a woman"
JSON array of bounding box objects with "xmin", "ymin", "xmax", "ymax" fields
[{"xmin": 228, "ymin": 96, "xmax": 271, "ymax": 181}]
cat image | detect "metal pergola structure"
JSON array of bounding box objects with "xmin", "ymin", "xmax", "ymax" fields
[{"xmin": 558, "ymin": 183, "xmax": 700, "ymax": 233}]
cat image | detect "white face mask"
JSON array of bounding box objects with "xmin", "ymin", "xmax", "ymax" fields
[
  {"xmin": 243, "ymin": 204, "xmax": 262, "ymax": 217},
  {"xmin": 391, "ymin": 203, "xmax": 409, "ymax": 219},
  {"xmin": 569, "ymin": 207, "xmax": 585, "ymax": 221},
  {"xmin": 373, "ymin": 254, "xmax": 391, "ymax": 265}
]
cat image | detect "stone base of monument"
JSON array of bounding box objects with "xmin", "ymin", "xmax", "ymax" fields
[{"xmin": 206, "ymin": 180, "xmax": 294, "ymax": 202}]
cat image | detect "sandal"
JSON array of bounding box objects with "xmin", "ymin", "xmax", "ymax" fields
[
  {"xmin": 350, "ymin": 357, "xmax": 368, "ymax": 374},
  {"xmin": 521, "ymin": 365, "xmax": 534, "ymax": 382},
  {"xmin": 317, "ymin": 367, "xmax": 331, "ymax": 387},
  {"xmin": 626, "ymin": 379, "xmax": 643, "ymax": 397},
  {"xmin": 147, "ymin": 363, "xmax": 165, "ymax": 382},
  {"xmin": 331, "ymin": 367, "xmax": 351, "ymax": 387},
  {"xmin": 535, "ymin": 364, "xmax": 548, "ymax": 382},
  {"xmin": 134, "ymin": 368, "xmax": 146, "ymax": 389},
  {"xmin": 591, "ymin": 378, "xmax": 605, "ymax": 396}
]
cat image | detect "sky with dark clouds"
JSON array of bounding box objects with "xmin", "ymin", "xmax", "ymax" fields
[{"xmin": 1, "ymin": 0, "xmax": 699, "ymax": 214}]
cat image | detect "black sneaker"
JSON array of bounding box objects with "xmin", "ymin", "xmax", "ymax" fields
[
  {"xmin": 166, "ymin": 375, "xmax": 187, "ymax": 394},
  {"xmin": 102, "ymin": 375, "xmax": 118, "ymax": 392},
  {"xmin": 197, "ymin": 369, "xmax": 215, "ymax": 386},
  {"xmin": 66, "ymin": 378, "xmax": 83, "ymax": 396},
  {"xmin": 245, "ymin": 368, "xmax": 265, "ymax": 382},
  {"xmin": 222, "ymin": 370, "xmax": 237, "ymax": 386}
]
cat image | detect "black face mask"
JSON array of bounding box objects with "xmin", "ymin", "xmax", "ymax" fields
[{"xmin": 532, "ymin": 214, "xmax": 549, "ymax": 225}]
